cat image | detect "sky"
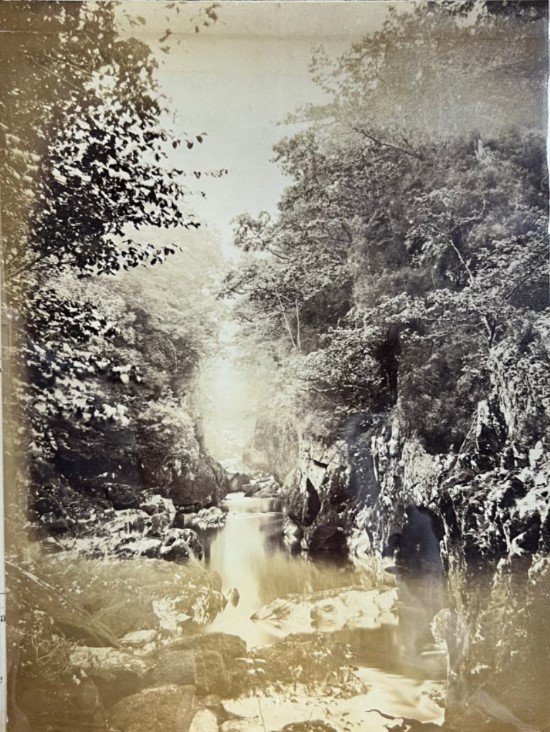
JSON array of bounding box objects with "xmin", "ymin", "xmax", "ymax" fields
[{"xmin": 125, "ymin": 1, "xmax": 392, "ymax": 256}]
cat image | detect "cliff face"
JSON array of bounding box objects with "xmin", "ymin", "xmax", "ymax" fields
[{"xmin": 270, "ymin": 322, "xmax": 550, "ymax": 730}]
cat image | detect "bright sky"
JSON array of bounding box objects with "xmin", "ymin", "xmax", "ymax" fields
[{"xmin": 127, "ymin": 1, "xmax": 392, "ymax": 256}]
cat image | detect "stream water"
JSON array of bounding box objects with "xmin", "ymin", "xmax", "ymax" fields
[{"xmin": 199, "ymin": 492, "xmax": 447, "ymax": 725}]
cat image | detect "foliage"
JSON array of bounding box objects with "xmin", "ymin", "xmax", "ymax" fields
[
  {"xmin": 1, "ymin": 3, "xmax": 206, "ymax": 288},
  {"xmin": 225, "ymin": 3, "xmax": 548, "ymax": 453},
  {"xmin": 1, "ymin": 1, "xmax": 224, "ymax": 539},
  {"xmin": 307, "ymin": 1, "xmax": 546, "ymax": 141}
]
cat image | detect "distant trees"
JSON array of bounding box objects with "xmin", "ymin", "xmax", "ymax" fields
[{"xmin": 225, "ymin": 2, "xmax": 548, "ymax": 451}]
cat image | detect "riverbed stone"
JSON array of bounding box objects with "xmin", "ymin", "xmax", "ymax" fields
[
  {"xmin": 154, "ymin": 649, "xmax": 232, "ymax": 696},
  {"xmin": 107, "ymin": 684, "xmax": 196, "ymax": 732},
  {"xmin": 165, "ymin": 632, "xmax": 247, "ymax": 664},
  {"xmin": 95, "ymin": 595, "xmax": 158, "ymax": 638}
]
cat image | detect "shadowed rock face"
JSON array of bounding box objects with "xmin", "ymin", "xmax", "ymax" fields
[{"xmin": 256, "ymin": 335, "xmax": 550, "ymax": 730}]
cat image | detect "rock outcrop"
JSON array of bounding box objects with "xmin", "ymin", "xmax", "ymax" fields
[
  {"xmin": 260, "ymin": 328, "xmax": 550, "ymax": 731},
  {"xmin": 6, "ymin": 552, "xmax": 243, "ymax": 732}
]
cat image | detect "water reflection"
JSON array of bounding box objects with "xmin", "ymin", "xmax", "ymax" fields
[
  {"xmin": 200, "ymin": 493, "xmax": 445, "ymax": 679},
  {"xmin": 201, "ymin": 494, "xmax": 363, "ymax": 646}
]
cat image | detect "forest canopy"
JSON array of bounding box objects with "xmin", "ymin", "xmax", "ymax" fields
[{"xmin": 224, "ymin": 1, "xmax": 548, "ymax": 453}]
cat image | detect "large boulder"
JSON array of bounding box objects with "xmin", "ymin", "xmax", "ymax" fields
[
  {"xmin": 105, "ymin": 483, "xmax": 141, "ymax": 511},
  {"xmin": 16, "ymin": 678, "xmax": 108, "ymax": 732},
  {"xmin": 165, "ymin": 632, "xmax": 247, "ymax": 666},
  {"xmin": 94, "ymin": 596, "xmax": 158, "ymax": 638},
  {"xmin": 107, "ymin": 684, "xmax": 196, "ymax": 732},
  {"xmin": 160, "ymin": 528, "xmax": 204, "ymax": 562},
  {"xmin": 227, "ymin": 472, "xmax": 251, "ymax": 493},
  {"xmin": 182, "ymin": 506, "xmax": 226, "ymax": 531},
  {"xmin": 70, "ymin": 646, "xmax": 152, "ymax": 706},
  {"xmin": 153, "ymin": 649, "xmax": 234, "ymax": 696}
]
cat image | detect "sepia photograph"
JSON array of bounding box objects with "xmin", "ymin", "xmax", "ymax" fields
[{"xmin": 0, "ymin": 1, "xmax": 548, "ymax": 731}]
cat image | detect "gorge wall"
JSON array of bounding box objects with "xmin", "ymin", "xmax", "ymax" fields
[{"xmin": 250, "ymin": 321, "xmax": 550, "ymax": 731}]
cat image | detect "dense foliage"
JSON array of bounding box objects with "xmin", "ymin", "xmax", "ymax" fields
[
  {"xmin": 225, "ymin": 2, "xmax": 548, "ymax": 453},
  {"xmin": 1, "ymin": 2, "xmax": 223, "ymax": 542}
]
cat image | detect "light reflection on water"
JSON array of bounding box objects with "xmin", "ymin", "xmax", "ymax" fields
[
  {"xmin": 201, "ymin": 494, "xmax": 365, "ymax": 647},
  {"xmin": 200, "ymin": 493, "xmax": 446, "ymax": 681}
]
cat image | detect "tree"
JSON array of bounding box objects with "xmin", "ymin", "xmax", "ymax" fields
[
  {"xmin": 224, "ymin": 2, "xmax": 548, "ymax": 453},
  {"xmin": 1, "ymin": 2, "xmax": 204, "ymax": 290},
  {"xmin": 0, "ymin": 1, "xmax": 225, "ymax": 545},
  {"xmin": 307, "ymin": 1, "xmax": 546, "ymax": 143}
]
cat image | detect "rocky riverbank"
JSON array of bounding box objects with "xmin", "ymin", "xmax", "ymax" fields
[
  {"xmin": 247, "ymin": 328, "xmax": 550, "ymax": 731},
  {"xmin": 7, "ymin": 550, "xmax": 450, "ymax": 732}
]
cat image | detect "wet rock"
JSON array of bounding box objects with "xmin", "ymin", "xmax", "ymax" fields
[
  {"xmin": 140, "ymin": 493, "xmax": 176, "ymax": 518},
  {"xmin": 394, "ymin": 505, "xmax": 445, "ymax": 576},
  {"xmin": 145, "ymin": 511, "xmax": 171, "ymax": 537},
  {"xmin": 253, "ymin": 483, "xmax": 282, "ymax": 499},
  {"xmin": 251, "ymin": 587, "xmax": 398, "ymax": 636},
  {"xmin": 169, "ymin": 453, "xmax": 226, "ymax": 509},
  {"xmin": 248, "ymin": 632, "xmax": 357, "ymax": 690},
  {"xmin": 242, "ymin": 475, "xmax": 282, "ymax": 498},
  {"xmin": 112, "ymin": 536, "xmax": 162, "ymax": 560},
  {"xmin": 172, "ymin": 506, "xmax": 187, "ymax": 529},
  {"xmin": 152, "ymin": 586, "xmax": 226, "ymax": 631},
  {"xmin": 283, "ymin": 517, "xmax": 303, "ymax": 553},
  {"xmin": 184, "ymin": 507, "xmax": 227, "ymax": 531},
  {"xmin": 308, "ymin": 525, "xmax": 347, "ymax": 556},
  {"xmin": 288, "ymin": 480, "xmax": 320, "ymax": 527},
  {"xmin": 227, "ymin": 472, "xmax": 251, "ymax": 493},
  {"xmin": 226, "ymin": 587, "xmax": 240, "ymax": 607},
  {"xmin": 107, "ymin": 684, "xmax": 196, "ymax": 732},
  {"xmin": 160, "ymin": 528, "xmax": 204, "ymax": 562}
]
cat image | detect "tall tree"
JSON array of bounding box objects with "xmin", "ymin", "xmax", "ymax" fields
[
  {"xmin": 224, "ymin": 2, "xmax": 548, "ymax": 451},
  {"xmin": 0, "ymin": 1, "xmax": 224, "ymax": 545}
]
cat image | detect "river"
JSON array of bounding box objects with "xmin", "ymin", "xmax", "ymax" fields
[{"xmin": 198, "ymin": 492, "xmax": 447, "ymax": 726}]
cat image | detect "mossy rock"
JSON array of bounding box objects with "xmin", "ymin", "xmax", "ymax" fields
[{"xmin": 107, "ymin": 684, "xmax": 195, "ymax": 732}]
